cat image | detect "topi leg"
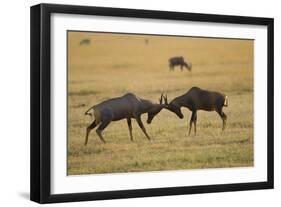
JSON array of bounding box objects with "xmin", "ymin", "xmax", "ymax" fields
[
  {"xmin": 216, "ymin": 108, "xmax": 227, "ymax": 131},
  {"xmin": 127, "ymin": 118, "xmax": 133, "ymax": 141},
  {"xmin": 136, "ymin": 116, "xmax": 151, "ymax": 140},
  {"xmin": 96, "ymin": 120, "xmax": 111, "ymax": 143},
  {"xmin": 85, "ymin": 120, "xmax": 97, "ymax": 145},
  {"xmin": 188, "ymin": 111, "xmax": 197, "ymax": 135},
  {"xmin": 193, "ymin": 111, "xmax": 197, "ymax": 135}
]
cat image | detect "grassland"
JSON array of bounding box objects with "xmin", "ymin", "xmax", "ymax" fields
[{"xmin": 67, "ymin": 32, "xmax": 254, "ymax": 175}]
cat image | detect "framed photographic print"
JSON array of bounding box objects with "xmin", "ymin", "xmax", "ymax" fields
[{"xmin": 30, "ymin": 3, "xmax": 274, "ymax": 203}]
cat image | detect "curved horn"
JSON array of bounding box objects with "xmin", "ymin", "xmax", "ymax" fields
[
  {"xmin": 159, "ymin": 93, "xmax": 164, "ymax": 104},
  {"xmin": 164, "ymin": 94, "xmax": 168, "ymax": 105}
]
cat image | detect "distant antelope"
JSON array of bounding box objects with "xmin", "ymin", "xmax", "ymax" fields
[
  {"xmin": 79, "ymin": 39, "xmax": 90, "ymax": 45},
  {"xmin": 169, "ymin": 56, "xmax": 192, "ymax": 71},
  {"xmin": 84, "ymin": 93, "xmax": 167, "ymax": 145},
  {"xmin": 145, "ymin": 38, "xmax": 149, "ymax": 45},
  {"xmin": 165, "ymin": 87, "xmax": 228, "ymax": 135}
]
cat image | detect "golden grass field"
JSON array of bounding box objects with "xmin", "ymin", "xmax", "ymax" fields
[{"xmin": 67, "ymin": 32, "xmax": 253, "ymax": 175}]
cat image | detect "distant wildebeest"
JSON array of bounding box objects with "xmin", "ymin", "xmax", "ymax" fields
[
  {"xmin": 169, "ymin": 56, "xmax": 192, "ymax": 71},
  {"xmin": 165, "ymin": 87, "xmax": 228, "ymax": 135},
  {"xmin": 84, "ymin": 93, "xmax": 167, "ymax": 145},
  {"xmin": 79, "ymin": 39, "xmax": 90, "ymax": 45}
]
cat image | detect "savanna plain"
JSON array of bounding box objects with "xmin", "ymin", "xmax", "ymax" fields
[{"xmin": 67, "ymin": 32, "xmax": 253, "ymax": 175}]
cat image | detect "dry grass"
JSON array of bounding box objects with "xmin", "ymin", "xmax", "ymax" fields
[{"xmin": 67, "ymin": 32, "xmax": 253, "ymax": 175}]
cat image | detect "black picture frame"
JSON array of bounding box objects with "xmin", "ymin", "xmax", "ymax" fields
[{"xmin": 30, "ymin": 3, "xmax": 274, "ymax": 204}]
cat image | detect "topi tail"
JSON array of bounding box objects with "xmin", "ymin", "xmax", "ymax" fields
[
  {"xmin": 84, "ymin": 106, "xmax": 94, "ymax": 117},
  {"xmin": 224, "ymin": 96, "xmax": 228, "ymax": 107}
]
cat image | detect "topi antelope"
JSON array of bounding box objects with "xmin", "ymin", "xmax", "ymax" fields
[
  {"xmin": 165, "ymin": 87, "xmax": 228, "ymax": 135},
  {"xmin": 84, "ymin": 93, "xmax": 167, "ymax": 145},
  {"xmin": 79, "ymin": 39, "xmax": 90, "ymax": 45},
  {"xmin": 169, "ymin": 56, "xmax": 192, "ymax": 71}
]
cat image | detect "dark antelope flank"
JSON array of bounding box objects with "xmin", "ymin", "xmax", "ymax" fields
[
  {"xmin": 169, "ymin": 56, "xmax": 192, "ymax": 71},
  {"xmin": 84, "ymin": 93, "xmax": 167, "ymax": 145},
  {"xmin": 166, "ymin": 87, "xmax": 228, "ymax": 135}
]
